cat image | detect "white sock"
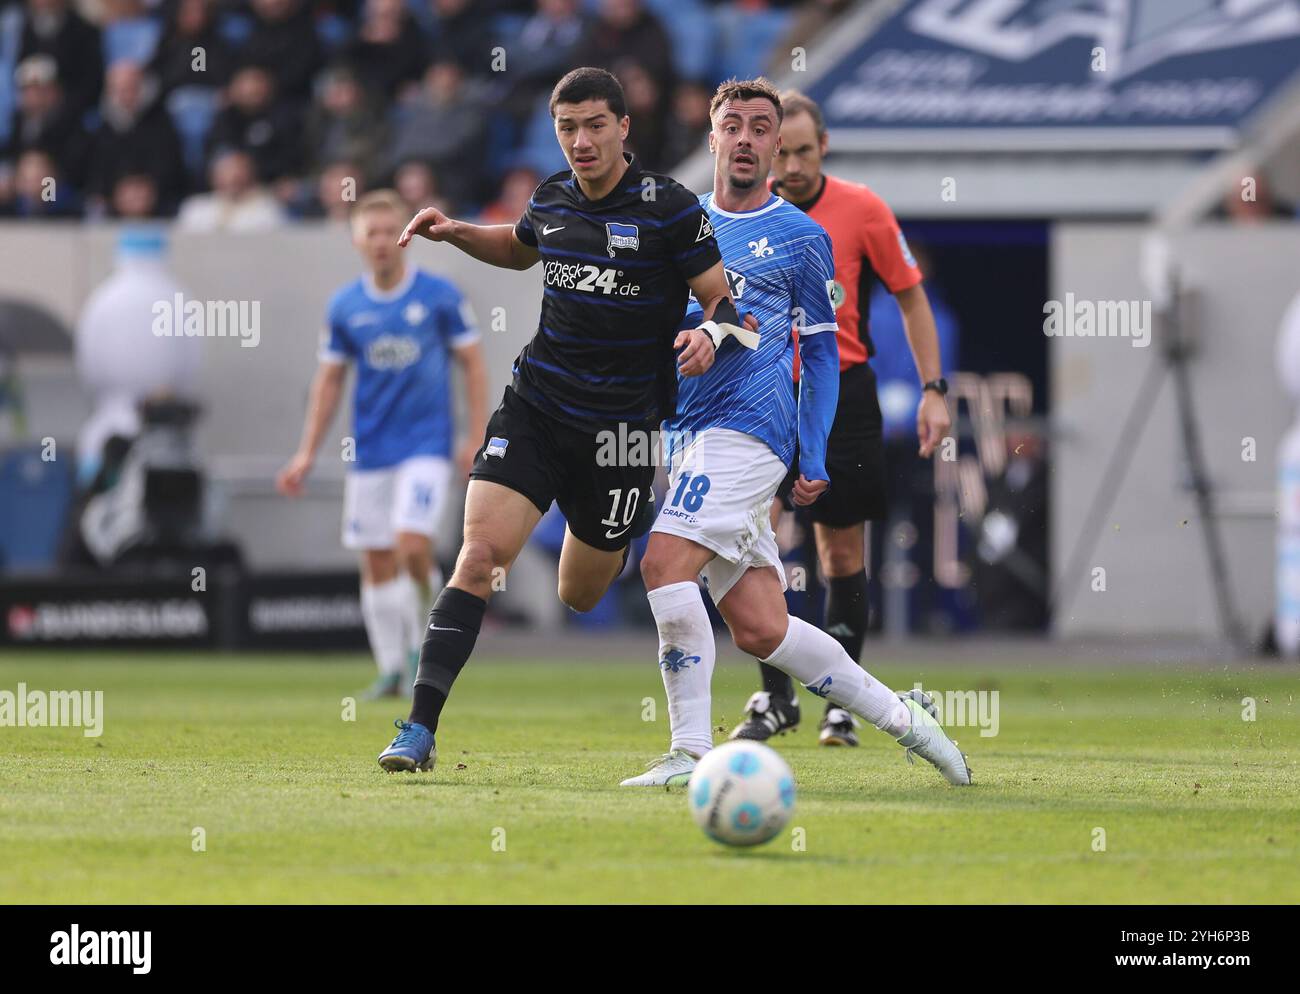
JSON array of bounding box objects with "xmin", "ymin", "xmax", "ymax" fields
[
  {"xmin": 403, "ymin": 567, "xmax": 442, "ymax": 657},
  {"xmin": 760, "ymin": 616, "xmax": 910, "ymax": 737},
  {"xmin": 360, "ymin": 578, "xmax": 409, "ymax": 677},
  {"xmin": 647, "ymin": 581, "xmax": 716, "ymax": 758}
]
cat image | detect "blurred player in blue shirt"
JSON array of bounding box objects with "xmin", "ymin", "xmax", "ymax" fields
[{"xmin": 277, "ymin": 190, "xmax": 487, "ymax": 700}]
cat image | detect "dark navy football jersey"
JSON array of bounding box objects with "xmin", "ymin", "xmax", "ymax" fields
[{"xmin": 512, "ymin": 153, "xmax": 722, "ymax": 430}]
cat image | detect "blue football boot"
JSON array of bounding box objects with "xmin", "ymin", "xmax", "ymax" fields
[{"xmin": 378, "ymin": 718, "xmax": 436, "ymax": 773}]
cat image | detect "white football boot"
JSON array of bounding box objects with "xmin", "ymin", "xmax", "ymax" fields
[
  {"xmin": 896, "ymin": 696, "xmax": 972, "ymax": 785},
  {"xmin": 619, "ymin": 748, "xmax": 698, "ymax": 787}
]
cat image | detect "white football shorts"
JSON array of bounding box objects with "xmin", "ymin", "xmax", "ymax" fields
[
  {"xmin": 342, "ymin": 455, "xmax": 453, "ymax": 550},
  {"xmin": 650, "ymin": 428, "xmax": 788, "ymax": 603}
]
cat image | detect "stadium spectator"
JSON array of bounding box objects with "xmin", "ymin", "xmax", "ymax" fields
[
  {"xmin": 100, "ymin": 0, "xmax": 163, "ymax": 66},
  {"xmin": 85, "ymin": 60, "xmax": 185, "ymax": 213},
  {"xmin": 660, "ymin": 79, "xmax": 711, "ymax": 168},
  {"xmin": 310, "ymin": 157, "xmax": 367, "ymax": 222},
  {"xmin": 17, "ymin": 0, "xmax": 104, "ymax": 115},
  {"xmin": 583, "ymin": 0, "xmax": 674, "ymax": 98},
  {"xmin": 238, "ymin": 0, "xmax": 323, "ymax": 104},
  {"xmin": 507, "ymin": 0, "xmax": 591, "ymax": 106},
  {"xmin": 345, "ymin": 0, "xmax": 429, "ymax": 100},
  {"xmin": 207, "ymin": 64, "xmax": 301, "ymax": 183},
  {"xmin": 0, "ymin": 0, "xmax": 806, "ymax": 224},
  {"xmin": 302, "ymin": 64, "xmax": 387, "ymax": 186},
  {"xmin": 108, "ymin": 171, "xmax": 163, "ymax": 219},
  {"xmin": 1, "ymin": 147, "xmax": 80, "ymax": 217},
  {"xmin": 392, "ymin": 158, "xmax": 448, "ymax": 215},
  {"xmin": 4, "ymin": 54, "xmax": 90, "ymax": 189},
  {"xmin": 149, "ymin": 0, "xmax": 235, "ymax": 96},
  {"xmin": 428, "ymin": 0, "xmax": 499, "ymax": 78},
  {"xmin": 613, "ymin": 59, "xmax": 665, "ymax": 170},
  {"xmin": 176, "ymin": 146, "xmax": 285, "ymax": 232},
  {"xmin": 477, "ymin": 164, "xmax": 538, "ymax": 224},
  {"xmin": 386, "ymin": 57, "xmax": 488, "ymax": 211}
]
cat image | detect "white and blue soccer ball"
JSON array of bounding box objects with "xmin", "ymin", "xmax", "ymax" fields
[{"xmin": 687, "ymin": 741, "xmax": 795, "ymax": 847}]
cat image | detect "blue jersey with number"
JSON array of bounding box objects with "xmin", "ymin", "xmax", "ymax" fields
[
  {"xmin": 668, "ymin": 193, "xmax": 838, "ymax": 467},
  {"xmin": 320, "ymin": 268, "xmax": 479, "ymax": 470}
]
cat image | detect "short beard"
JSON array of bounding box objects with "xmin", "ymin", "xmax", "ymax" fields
[{"xmin": 728, "ymin": 172, "xmax": 756, "ymax": 190}]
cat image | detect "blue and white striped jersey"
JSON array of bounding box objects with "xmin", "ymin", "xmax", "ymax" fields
[{"xmin": 668, "ymin": 192, "xmax": 838, "ymax": 469}]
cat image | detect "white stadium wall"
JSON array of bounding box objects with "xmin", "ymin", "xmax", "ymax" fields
[
  {"xmin": 0, "ymin": 223, "xmax": 539, "ymax": 571},
  {"xmin": 1050, "ymin": 222, "xmax": 1299, "ymax": 641}
]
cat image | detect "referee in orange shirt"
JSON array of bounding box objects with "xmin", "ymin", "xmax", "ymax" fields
[{"xmin": 730, "ymin": 90, "xmax": 951, "ymax": 747}]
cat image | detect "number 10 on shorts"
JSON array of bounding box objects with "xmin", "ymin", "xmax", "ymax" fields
[{"xmin": 602, "ymin": 487, "xmax": 642, "ymax": 531}]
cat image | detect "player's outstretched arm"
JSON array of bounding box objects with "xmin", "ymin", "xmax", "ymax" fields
[
  {"xmin": 276, "ymin": 360, "xmax": 346, "ymax": 497},
  {"xmin": 791, "ymin": 233, "xmax": 842, "ymax": 505},
  {"xmin": 398, "ymin": 206, "xmax": 539, "ymax": 271},
  {"xmin": 793, "ymin": 329, "xmax": 838, "ymax": 505},
  {"xmin": 894, "ymin": 282, "xmax": 950, "ymax": 457}
]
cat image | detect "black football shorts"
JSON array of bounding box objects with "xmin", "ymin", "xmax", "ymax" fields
[
  {"xmin": 777, "ymin": 362, "xmax": 888, "ymax": 527},
  {"xmin": 469, "ymin": 387, "xmax": 657, "ymax": 551}
]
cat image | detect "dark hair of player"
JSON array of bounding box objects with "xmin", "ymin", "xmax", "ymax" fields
[
  {"xmin": 549, "ymin": 67, "xmax": 628, "ymax": 119},
  {"xmin": 778, "ymin": 89, "xmax": 826, "ymax": 139},
  {"xmin": 708, "ymin": 77, "xmax": 783, "ymax": 123}
]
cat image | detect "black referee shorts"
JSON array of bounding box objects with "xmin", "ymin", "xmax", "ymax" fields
[
  {"xmin": 777, "ymin": 362, "xmax": 888, "ymax": 527},
  {"xmin": 468, "ymin": 386, "xmax": 657, "ymax": 552}
]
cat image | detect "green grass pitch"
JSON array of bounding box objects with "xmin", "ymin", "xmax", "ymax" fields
[{"xmin": 1, "ymin": 651, "xmax": 1297, "ymax": 903}]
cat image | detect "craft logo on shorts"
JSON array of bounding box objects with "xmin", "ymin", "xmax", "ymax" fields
[
  {"xmin": 484, "ymin": 436, "xmax": 509, "ymax": 458},
  {"xmin": 605, "ymin": 222, "xmax": 640, "ymax": 257},
  {"xmin": 365, "ymin": 334, "xmax": 421, "ymax": 370}
]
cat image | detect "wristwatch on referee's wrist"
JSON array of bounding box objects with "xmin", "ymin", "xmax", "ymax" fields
[{"xmin": 922, "ymin": 378, "xmax": 949, "ymax": 396}]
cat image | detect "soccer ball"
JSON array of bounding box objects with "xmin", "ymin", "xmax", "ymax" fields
[{"xmin": 687, "ymin": 741, "xmax": 795, "ymax": 847}]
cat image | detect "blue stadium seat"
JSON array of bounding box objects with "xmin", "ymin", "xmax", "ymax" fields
[
  {"xmin": 660, "ymin": 3, "xmax": 712, "ymax": 83},
  {"xmin": 483, "ymin": 112, "xmax": 520, "ymax": 180},
  {"xmin": 518, "ymin": 97, "xmax": 571, "ymax": 177},
  {"xmin": 492, "ymin": 13, "xmax": 529, "ymax": 40},
  {"xmin": 167, "ymin": 87, "xmax": 219, "ymax": 177},
  {"xmin": 315, "ymin": 13, "xmax": 354, "ymax": 55},
  {"xmin": 218, "ymin": 11, "xmax": 255, "ymax": 48},
  {"xmin": 717, "ymin": 8, "xmax": 794, "ymax": 82},
  {"xmin": 0, "ymin": 445, "xmax": 72, "ymax": 572},
  {"xmin": 103, "ymin": 17, "xmax": 163, "ymax": 66},
  {"xmin": 0, "ymin": 4, "xmax": 24, "ymax": 145}
]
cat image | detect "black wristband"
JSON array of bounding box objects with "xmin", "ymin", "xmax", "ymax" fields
[{"xmin": 712, "ymin": 297, "xmax": 740, "ymax": 328}]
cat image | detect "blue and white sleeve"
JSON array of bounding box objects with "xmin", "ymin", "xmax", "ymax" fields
[
  {"xmin": 317, "ymin": 295, "xmax": 352, "ymax": 364},
  {"xmin": 795, "ymin": 232, "xmax": 840, "ymax": 482},
  {"xmin": 441, "ymin": 285, "xmax": 481, "ymax": 350}
]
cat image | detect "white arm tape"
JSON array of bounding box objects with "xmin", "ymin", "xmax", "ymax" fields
[{"xmin": 699, "ymin": 319, "xmax": 760, "ymax": 351}]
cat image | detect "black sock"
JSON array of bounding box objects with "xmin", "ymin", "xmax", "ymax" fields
[
  {"xmin": 825, "ymin": 570, "xmax": 868, "ymax": 665},
  {"xmin": 757, "ymin": 661, "xmax": 795, "ymax": 702},
  {"xmin": 824, "ymin": 571, "xmax": 868, "ymax": 716},
  {"xmin": 409, "ymin": 586, "xmax": 487, "ymax": 733}
]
